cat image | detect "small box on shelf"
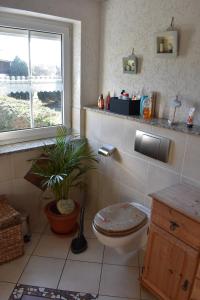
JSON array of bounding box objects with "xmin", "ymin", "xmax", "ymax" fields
[{"xmin": 110, "ymin": 97, "xmax": 141, "ymax": 116}]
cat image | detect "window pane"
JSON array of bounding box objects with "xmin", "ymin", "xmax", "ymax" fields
[
  {"xmin": 30, "ymin": 31, "xmax": 63, "ymax": 128},
  {"xmin": 0, "ymin": 27, "xmax": 31, "ymax": 132}
]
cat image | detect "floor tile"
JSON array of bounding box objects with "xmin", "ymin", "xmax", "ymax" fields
[
  {"xmin": 84, "ymin": 219, "xmax": 96, "ymax": 239},
  {"xmin": 24, "ymin": 233, "xmax": 41, "ymax": 255},
  {"xmin": 141, "ymin": 287, "xmax": 158, "ymax": 300},
  {"xmin": 33, "ymin": 235, "xmax": 71, "ymax": 259},
  {"xmin": 0, "ymin": 282, "xmax": 15, "ymax": 300},
  {"xmin": 19, "ymin": 256, "xmax": 65, "ymax": 289},
  {"xmin": 100, "ymin": 264, "xmax": 140, "ymax": 299},
  {"xmin": 98, "ymin": 296, "xmax": 137, "ymax": 300},
  {"xmin": 68, "ymin": 239, "xmax": 104, "ymax": 263},
  {"xmin": 103, "ymin": 247, "xmax": 139, "ymax": 267},
  {"xmin": 58, "ymin": 260, "xmax": 101, "ymax": 294},
  {"xmin": 0, "ymin": 255, "xmax": 30, "ymax": 283}
]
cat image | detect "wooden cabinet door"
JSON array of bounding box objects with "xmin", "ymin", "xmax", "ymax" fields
[
  {"xmin": 141, "ymin": 224, "xmax": 198, "ymax": 300},
  {"xmin": 190, "ymin": 278, "xmax": 200, "ymax": 300}
]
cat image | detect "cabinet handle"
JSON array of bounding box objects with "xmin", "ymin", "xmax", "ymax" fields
[
  {"xmin": 182, "ymin": 280, "xmax": 189, "ymax": 291},
  {"xmin": 169, "ymin": 221, "xmax": 180, "ymax": 231}
]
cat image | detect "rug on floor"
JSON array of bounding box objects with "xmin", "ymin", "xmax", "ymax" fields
[{"xmin": 10, "ymin": 284, "xmax": 98, "ymax": 300}]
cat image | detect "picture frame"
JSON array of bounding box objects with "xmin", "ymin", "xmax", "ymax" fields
[
  {"xmin": 123, "ymin": 49, "xmax": 137, "ymax": 74},
  {"xmin": 155, "ymin": 30, "xmax": 178, "ymax": 57}
]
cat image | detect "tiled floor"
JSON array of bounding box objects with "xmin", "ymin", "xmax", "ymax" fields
[{"xmin": 0, "ymin": 218, "xmax": 157, "ymax": 300}]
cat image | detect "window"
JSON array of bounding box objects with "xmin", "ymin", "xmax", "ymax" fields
[{"xmin": 0, "ymin": 12, "xmax": 71, "ymax": 145}]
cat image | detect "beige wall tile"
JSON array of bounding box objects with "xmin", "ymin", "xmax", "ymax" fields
[
  {"xmin": 0, "ymin": 155, "xmax": 14, "ymax": 182},
  {"xmin": 151, "ymin": 126, "xmax": 187, "ymax": 173},
  {"xmin": 100, "ymin": 114, "xmax": 125, "ymax": 150},
  {"xmin": 11, "ymin": 149, "xmax": 41, "ymax": 179},
  {"xmin": 119, "ymin": 183, "xmax": 145, "ymax": 205},
  {"xmin": 147, "ymin": 163, "xmax": 180, "ymax": 195},
  {"xmin": 119, "ymin": 152, "xmax": 148, "ymax": 194},
  {"xmin": 98, "ymin": 175, "xmax": 120, "ymax": 210},
  {"xmin": 85, "ymin": 111, "xmax": 102, "ymax": 141},
  {"xmin": 182, "ymin": 135, "xmax": 200, "ymax": 182},
  {"xmin": 0, "ymin": 180, "xmax": 13, "ymax": 198}
]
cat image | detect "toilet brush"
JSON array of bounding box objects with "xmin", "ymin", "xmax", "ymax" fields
[{"xmin": 71, "ymin": 205, "xmax": 88, "ymax": 254}]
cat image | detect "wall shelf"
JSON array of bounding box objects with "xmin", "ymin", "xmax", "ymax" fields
[{"xmin": 84, "ymin": 106, "xmax": 200, "ymax": 137}]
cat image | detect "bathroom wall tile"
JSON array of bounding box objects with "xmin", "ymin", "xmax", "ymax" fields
[
  {"xmin": 100, "ymin": 114, "xmax": 125, "ymax": 150},
  {"xmin": 121, "ymin": 119, "xmax": 153, "ymax": 156},
  {"xmin": 0, "ymin": 180, "xmax": 13, "ymax": 198},
  {"xmin": 119, "ymin": 152, "xmax": 148, "ymax": 194},
  {"xmin": 119, "ymin": 183, "xmax": 145, "ymax": 205},
  {"xmin": 147, "ymin": 163, "xmax": 180, "ymax": 195},
  {"xmin": 85, "ymin": 111, "xmax": 102, "ymax": 142},
  {"xmin": 0, "ymin": 282, "xmax": 15, "ymax": 300},
  {"xmin": 98, "ymin": 175, "xmax": 120, "ymax": 210},
  {"xmin": 181, "ymin": 175, "xmax": 200, "ymax": 188},
  {"xmin": 0, "ymin": 155, "xmax": 14, "ymax": 182},
  {"xmin": 12, "ymin": 149, "xmax": 41, "ymax": 179},
  {"xmin": 100, "ymin": 264, "xmax": 140, "ymax": 298},
  {"xmin": 72, "ymin": 107, "xmax": 80, "ymax": 132},
  {"xmin": 182, "ymin": 135, "xmax": 200, "ymax": 182},
  {"xmin": 143, "ymin": 195, "xmax": 153, "ymax": 209},
  {"xmin": 150, "ymin": 126, "xmax": 187, "ymax": 173}
]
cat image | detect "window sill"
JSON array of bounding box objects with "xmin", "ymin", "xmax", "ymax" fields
[{"xmin": 0, "ymin": 138, "xmax": 56, "ymax": 156}]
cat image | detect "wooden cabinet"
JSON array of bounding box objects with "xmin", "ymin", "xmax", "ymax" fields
[
  {"xmin": 141, "ymin": 184, "xmax": 200, "ymax": 300},
  {"xmin": 142, "ymin": 224, "xmax": 198, "ymax": 300}
]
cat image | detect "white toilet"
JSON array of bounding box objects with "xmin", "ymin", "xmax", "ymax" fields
[{"xmin": 92, "ymin": 202, "xmax": 151, "ymax": 254}]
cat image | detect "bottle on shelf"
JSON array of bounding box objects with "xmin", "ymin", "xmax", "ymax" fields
[
  {"xmin": 98, "ymin": 94, "xmax": 104, "ymax": 110},
  {"xmin": 106, "ymin": 92, "xmax": 111, "ymax": 110}
]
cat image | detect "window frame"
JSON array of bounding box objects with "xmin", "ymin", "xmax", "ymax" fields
[{"xmin": 0, "ymin": 11, "xmax": 71, "ymax": 145}]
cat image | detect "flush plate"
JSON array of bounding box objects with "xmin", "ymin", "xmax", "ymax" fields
[{"xmin": 134, "ymin": 130, "xmax": 171, "ymax": 163}]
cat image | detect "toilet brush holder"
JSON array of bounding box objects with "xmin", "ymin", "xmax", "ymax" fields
[{"xmin": 71, "ymin": 207, "xmax": 88, "ymax": 254}]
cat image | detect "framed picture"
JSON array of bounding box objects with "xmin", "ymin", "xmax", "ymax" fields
[
  {"xmin": 123, "ymin": 49, "xmax": 137, "ymax": 74},
  {"xmin": 155, "ymin": 31, "xmax": 178, "ymax": 57}
]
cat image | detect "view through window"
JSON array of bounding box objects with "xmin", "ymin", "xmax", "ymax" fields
[{"xmin": 0, "ymin": 26, "xmax": 63, "ymax": 133}]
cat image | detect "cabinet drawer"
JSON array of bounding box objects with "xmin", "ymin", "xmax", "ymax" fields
[
  {"xmin": 190, "ymin": 278, "xmax": 200, "ymax": 300},
  {"xmin": 152, "ymin": 200, "xmax": 200, "ymax": 250}
]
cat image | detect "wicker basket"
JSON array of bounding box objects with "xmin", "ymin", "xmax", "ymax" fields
[{"xmin": 0, "ymin": 195, "xmax": 24, "ymax": 264}]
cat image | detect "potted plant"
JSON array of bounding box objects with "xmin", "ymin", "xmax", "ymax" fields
[{"xmin": 31, "ymin": 127, "xmax": 98, "ymax": 234}]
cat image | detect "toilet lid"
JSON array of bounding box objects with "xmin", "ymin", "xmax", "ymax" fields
[{"xmin": 93, "ymin": 203, "xmax": 148, "ymax": 237}]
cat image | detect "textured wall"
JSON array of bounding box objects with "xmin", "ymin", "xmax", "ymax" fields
[{"xmin": 99, "ymin": 0, "xmax": 200, "ymax": 124}]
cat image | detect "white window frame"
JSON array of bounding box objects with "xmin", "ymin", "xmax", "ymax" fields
[{"xmin": 0, "ymin": 11, "xmax": 71, "ymax": 145}]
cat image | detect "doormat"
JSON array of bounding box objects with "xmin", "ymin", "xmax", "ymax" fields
[{"xmin": 10, "ymin": 284, "xmax": 98, "ymax": 300}]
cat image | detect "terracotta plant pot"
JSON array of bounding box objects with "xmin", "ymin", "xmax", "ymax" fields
[{"xmin": 44, "ymin": 200, "xmax": 80, "ymax": 234}]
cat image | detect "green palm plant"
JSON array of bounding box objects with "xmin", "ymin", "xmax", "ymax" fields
[{"xmin": 31, "ymin": 126, "xmax": 98, "ymax": 214}]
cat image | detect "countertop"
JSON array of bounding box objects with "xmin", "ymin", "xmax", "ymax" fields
[
  {"xmin": 150, "ymin": 183, "xmax": 200, "ymax": 223},
  {"xmin": 84, "ymin": 106, "xmax": 200, "ymax": 137}
]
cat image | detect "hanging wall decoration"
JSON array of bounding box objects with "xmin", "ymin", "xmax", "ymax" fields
[
  {"xmin": 123, "ymin": 48, "xmax": 138, "ymax": 74},
  {"xmin": 155, "ymin": 17, "xmax": 178, "ymax": 57}
]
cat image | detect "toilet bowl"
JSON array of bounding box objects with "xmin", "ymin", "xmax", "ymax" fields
[{"xmin": 92, "ymin": 202, "xmax": 151, "ymax": 254}]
